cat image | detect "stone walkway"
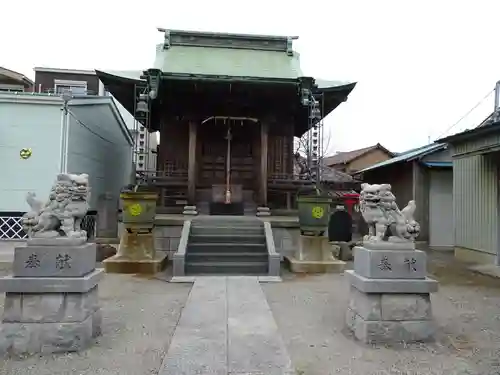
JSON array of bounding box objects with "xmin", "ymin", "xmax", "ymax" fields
[{"xmin": 158, "ymin": 276, "xmax": 294, "ymax": 375}]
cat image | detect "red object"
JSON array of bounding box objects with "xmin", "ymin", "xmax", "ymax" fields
[{"xmin": 341, "ymin": 193, "xmax": 360, "ymax": 215}]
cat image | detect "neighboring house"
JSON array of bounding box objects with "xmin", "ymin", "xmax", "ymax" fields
[
  {"xmin": 438, "ymin": 114, "xmax": 500, "ymax": 266},
  {"xmin": 355, "ymin": 143, "xmax": 453, "ymax": 248},
  {"xmin": 34, "ymin": 67, "xmax": 101, "ymax": 95},
  {"xmin": 33, "ymin": 67, "xmax": 157, "ymax": 172},
  {"xmin": 0, "ymin": 67, "xmax": 34, "ymax": 92},
  {"xmin": 0, "ymin": 92, "xmax": 134, "ymax": 239},
  {"xmin": 323, "ymin": 143, "xmax": 394, "ymax": 174}
]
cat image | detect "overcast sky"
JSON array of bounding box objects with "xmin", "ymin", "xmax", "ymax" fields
[{"xmin": 2, "ymin": 0, "xmax": 499, "ymax": 153}]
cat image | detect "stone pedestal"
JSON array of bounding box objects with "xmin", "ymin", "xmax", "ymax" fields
[
  {"xmin": 256, "ymin": 206, "xmax": 271, "ymax": 217},
  {"xmin": 286, "ymin": 235, "xmax": 345, "ymax": 273},
  {"xmin": 345, "ymin": 245, "xmax": 439, "ymax": 344},
  {"xmin": 330, "ymin": 241, "xmax": 353, "ymax": 261},
  {"xmin": 182, "ymin": 205, "xmax": 198, "ymax": 215},
  {"xmin": 0, "ymin": 241, "xmax": 104, "ymax": 356},
  {"xmin": 103, "ymin": 229, "xmax": 167, "ymax": 274},
  {"xmin": 96, "ymin": 192, "xmax": 119, "ymax": 239}
]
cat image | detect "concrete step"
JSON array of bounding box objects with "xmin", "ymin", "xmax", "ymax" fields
[
  {"xmin": 187, "ymin": 243, "xmax": 267, "ymax": 253},
  {"xmin": 191, "ymin": 221, "xmax": 263, "ymax": 228},
  {"xmin": 185, "ymin": 261, "xmax": 268, "ymax": 275},
  {"xmin": 189, "ymin": 233, "xmax": 266, "ymax": 244},
  {"xmin": 186, "ymin": 252, "xmax": 269, "ymax": 263},
  {"xmin": 190, "ymin": 226, "xmax": 264, "ymax": 235},
  {"xmin": 192, "ymin": 216, "xmax": 262, "ymax": 225}
]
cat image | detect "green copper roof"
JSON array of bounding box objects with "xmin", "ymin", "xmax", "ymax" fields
[{"xmin": 153, "ymin": 44, "xmax": 303, "ymax": 80}]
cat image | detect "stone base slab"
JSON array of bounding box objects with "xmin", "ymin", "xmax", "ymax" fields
[
  {"xmin": 0, "ymin": 309, "xmax": 101, "ymax": 356},
  {"xmin": 2, "ymin": 286, "xmax": 99, "ymax": 323},
  {"xmin": 0, "ymin": 286, "xmax": 101, "ymax": 356},
  {"xmin": 103, "ymin": 252, "xmax": 167, "ymax": 274},
  {"xmin": 363, "ymin": 241, "xmax": 415, "ymax": 250},
  {"xmin": 345, "ymin": 286, "xmax": 435, "ymax": 343},
  {"xmin": 346, "ymin": 270, "xmax": 438, "ymax": 294},
  {"xmin": 353, "ymin": 246, "xmax": 427, "ymax": 279},
  {"xmin": 286, "ymin": 256, "xmax": 346, "ymax": 274},
  {"xmin": 13, "ymin": 243, "xmax": 96, "ymax": 278},
  {"xmin": 27, "ymin": 237, "xmax": 87, "ymax": 247},
  {"xmin": 0, "ymin": 269, "xmax": 104, "ymax": 293}
]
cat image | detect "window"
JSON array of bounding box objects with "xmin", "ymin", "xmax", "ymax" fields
[
  {"xmin": 139, "ymin": 155, "xmax": 144, "ymax": 161},
  {"xmin": 54, "ymin": 80, "xmax": 87, "ymax": 95},
  {"xmin": 139, "ymin": 133, "xmax": 145, "ymax": 139},
  {"xmin": 139, "ymin": 141, "xmax": 145, "ymax": 146},
  {"xmin": 0, "ymin": 84, "xmax": 24, "ymax": 92}
]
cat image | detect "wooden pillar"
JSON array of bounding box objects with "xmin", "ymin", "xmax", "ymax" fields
[
  {"xmin": 188, "ymin": 121, "xmax": 197, "ymax": 204},
  {"xmin": 287, "ymin": 122, "xmax": 295, "ymax": 175},
  {"xmin": 260, "ymin": 121, "xmax": 268, "ymax": 206}
]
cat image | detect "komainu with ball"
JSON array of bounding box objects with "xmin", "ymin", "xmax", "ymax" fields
[
  {"xmin": 359, "ymin": 183, "xmax": 420, "ymax": 244},
  {"xmin": 22, "ymin": 173, "xmax": 90, "ymax": 239}
]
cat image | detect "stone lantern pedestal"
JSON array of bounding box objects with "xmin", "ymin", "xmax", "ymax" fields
[
  {"xmin": 286, "ymin": 235, "xmax": 346, "ymax": 273},
  {"xmin": 103, "ymin": 191, "xmax": 167, "ymax": 274}
]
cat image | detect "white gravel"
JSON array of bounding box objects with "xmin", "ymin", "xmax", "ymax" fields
[
  {"xmin": 263, "ymin": 251, "xmax": 500, "ymax": 375},
  {"xmin": 0, "ymin": 273, "xmax": 191, "ymax": 375}
]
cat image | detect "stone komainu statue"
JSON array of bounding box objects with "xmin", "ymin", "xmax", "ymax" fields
[
  {"xmin": 22, "ymin": 173, "xmax": 90, "ymax": 239},
  {"xmin": 359, "ymin": 183, "xmax": 420, "ymax": 243}
]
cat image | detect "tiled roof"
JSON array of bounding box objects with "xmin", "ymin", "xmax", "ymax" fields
[
  {"xmin": 154, "ymin": 45, "xmax": 303, "ymax": 79},
  {"xmin": 320, "ymin": 165, "xmax": 356, "ymax": 182},
  {"xmin": 0, "ymin": 67, "xmax": 34, "ymax": 85},
  {"xmin": 356, "ymin": 143, "xmax": 447, "ymax": 173},
  {"xmin": 323, "ymin": 144, "xmax": 391, "ymax": 166}
]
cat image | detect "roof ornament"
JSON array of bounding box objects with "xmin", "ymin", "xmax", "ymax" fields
[
  {"xmin": 286, "ymin": 37, "xmax": 294, "ymax": 56},
  {"xmin": 162, "ymin": 29, "xmax": 171, "ymax": 50}
]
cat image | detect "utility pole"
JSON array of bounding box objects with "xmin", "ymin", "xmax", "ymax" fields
[
  {"xmin": 494, "ymin": 80, "xmax": 500, "ymax": 122},
  {"xmin": 59, "ymin": 91, "xmax": 72, "ymax": 173}
]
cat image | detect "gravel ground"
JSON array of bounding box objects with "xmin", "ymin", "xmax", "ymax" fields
[
  {"xmin": 0, "ymin": 271, "xmax": 191, "ymax": 375},
  {"xmin": 1, "ymin": 251, "xmax": 500, "ymax": 375},
  {"xmin": 263, "ymin": 251, "xmax": 500, "ymax": 375}
]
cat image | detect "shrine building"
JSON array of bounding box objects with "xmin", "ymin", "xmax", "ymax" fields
[{"xmin": 97, "ymin": 29, "xmax": 357, "ymax": 215}]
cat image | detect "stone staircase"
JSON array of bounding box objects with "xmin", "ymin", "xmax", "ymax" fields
[{"xmin": 185, "ymin": 217, "xmax": 268, "ymax": 275}]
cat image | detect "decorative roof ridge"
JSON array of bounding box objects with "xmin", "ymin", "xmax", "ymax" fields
[{"xmin": 157, "ymin": 28, "xmax": 298, "ymax": 54}]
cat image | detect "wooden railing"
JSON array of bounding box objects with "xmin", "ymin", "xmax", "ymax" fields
[
  {"xmin": 267, "ymin": 173, "xmax": 314, "ymax": 189},
  {"xmin": 139, "ymin": 169, "xmax": 188, "ymax": 187}
]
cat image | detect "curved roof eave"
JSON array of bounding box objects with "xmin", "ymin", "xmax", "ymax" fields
[
  {"xmin": 95, "ymin": 70, "xmax": 145, "ymax": 121},
  {"xmin": 95, "ymin": 69, "xmax": 145, "ymax": 83},
  {"xmin": 312, "ymin": 81, "xmax": 357, "ymax": 124}
]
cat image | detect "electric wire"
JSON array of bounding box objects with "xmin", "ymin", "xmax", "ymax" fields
[
  {"xmin": 436, "ymin": 89, "xmax": 494, "ymax": 139},
  {"xmin": 65, "ymin": 108, "xmax": 116, "ymax": 145}
]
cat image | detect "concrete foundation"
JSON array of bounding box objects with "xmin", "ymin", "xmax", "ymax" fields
[
  {"xmin": 286, "ymin": 235, "xmax": 346, "ymax": 274},
  {"xmin": 287, "ymin": 258, "xmax": 346, "ymax": 273},
  {"xmin": 106, "ymin": 227, "xmax": 167, "ymax": 274},
  {"xmin": 104, "ymin": 253, "xmax": 167, "ymax": 274}
]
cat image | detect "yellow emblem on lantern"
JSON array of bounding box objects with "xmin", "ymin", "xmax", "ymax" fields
[
  {"xmin": 311, "ymin": 206, "xmax": 324, "ymax": 219},
  {"xmin": 128, "ymin": 203, "xmax": 143, "ymax": 216},
  {"xmin": 20, "ymin": 148, "xmax": 32, "ymax": 159}
]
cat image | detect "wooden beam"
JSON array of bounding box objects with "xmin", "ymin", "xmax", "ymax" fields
[
  {"xmin": 260, "ymin": 121, "xmax": 269, "ymax": 206},
  {"xmin": 188, "ymin": 121, "xmax": 198, "ymax": 204}
]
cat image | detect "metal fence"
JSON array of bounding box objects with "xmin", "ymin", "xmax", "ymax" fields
[
  {"xmin": 0, "ymin": 216, "xmax": 27, "ymax": 240},
  {"xmin": 0, "ymin": 213, "xmax": 97, "ymax": 241}
]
